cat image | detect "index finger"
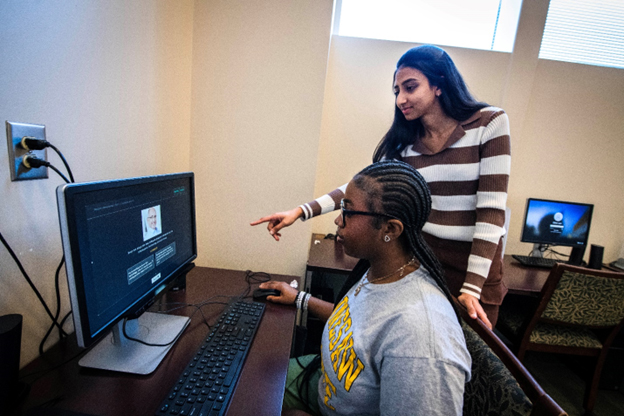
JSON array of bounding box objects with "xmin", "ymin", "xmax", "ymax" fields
[
  {"xmin": 476, "ymin": 309, "xmax": 492, "ymax": 330},
  {"xmin": 250, "ymin": 215, "xmax": 274, "ymax": 226}
]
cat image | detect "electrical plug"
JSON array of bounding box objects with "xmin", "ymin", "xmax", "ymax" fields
[
  {"xmin": 19, "ymin": 136, "xmax": 50, "ymax": 151},
  {"xmin": 22, "ymin": 154, "xmax": 50, "ymax": 169}
]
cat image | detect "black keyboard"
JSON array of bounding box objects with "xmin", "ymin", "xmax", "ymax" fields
[
  {"xmin": 512, "ymin": 255, "xmax": 559, "ymax": 269},
  {"xmin": 155, "ymin": 300, "xmax": 265, "ymax": 416}
]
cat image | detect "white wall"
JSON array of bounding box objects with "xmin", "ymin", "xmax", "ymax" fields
[{"xmin": 0, "ymin": 0, "xmax": 194, "ymax": 367}]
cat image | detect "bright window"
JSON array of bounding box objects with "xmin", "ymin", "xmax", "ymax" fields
[
  {"xmin": 335, "ymin": 0, "xmax": 523, "ymax": 53},
  {"xmin": 538, "ymin": 0, "xmax": 624, "ymax": 69}
]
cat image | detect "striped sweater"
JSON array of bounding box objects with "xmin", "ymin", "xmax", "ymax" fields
[{"xmin": 300, "ymin": 107, "xmax": 511, "ymax": 300}]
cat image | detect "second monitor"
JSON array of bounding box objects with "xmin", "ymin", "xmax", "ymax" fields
[{"xmin": 516, "ymin": 198, "xmax": 593, "ymax": 266}]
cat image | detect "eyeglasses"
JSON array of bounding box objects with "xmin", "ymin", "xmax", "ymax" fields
[{"xmin": 340, "ymin": 199, "xmax": 399, "ymax": 226}]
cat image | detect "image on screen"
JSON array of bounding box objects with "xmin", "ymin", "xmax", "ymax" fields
[{"xmin": 142, "ymin": 205, "xmax": 162, "ymax": 241}]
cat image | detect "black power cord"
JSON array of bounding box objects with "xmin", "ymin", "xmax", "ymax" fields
[
  {"xmin": 20, "ymin": 136, "xmax": 75, "ymax": 182},
  {"xmin": 0, "ymin": 232, "xmax": 68, "ymax": 338},
  {"xmin": 5, "ymin": 142, "xmax": 76, "ymax": 355},
  {"xmin": 38, "ymin": 257, "xmax": 71, "ymax": 355},
  {"xmin": 22, "ymin": 154, "xmax": 70, "ymax": 184}
]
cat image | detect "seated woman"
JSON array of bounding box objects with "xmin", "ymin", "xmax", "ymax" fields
[{"xmin": 259, "ymin": 160, "xmax": 471, "ymax": 416}]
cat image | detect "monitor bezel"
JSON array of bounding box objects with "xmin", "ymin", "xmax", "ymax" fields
[
  {"xmin": 57, "ymin": 172, "xmax": 197, "ymax": 349},
  {"xmin": 519, "ymin": 197, "xmax": 594, "ymax": 248}
]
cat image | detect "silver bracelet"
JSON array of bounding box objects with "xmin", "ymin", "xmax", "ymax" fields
[
  {"xmin": 302, "ymin": 293, "xmax": 311, "ymax": 311},
  {"xmin": 296, "ymin": 291, "xmax": 305, "ymax": 310}
]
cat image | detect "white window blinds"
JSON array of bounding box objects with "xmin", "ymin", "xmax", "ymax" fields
[{"xmin": 539, "ymin": 0, "xmax": 624, "ymax": 69}]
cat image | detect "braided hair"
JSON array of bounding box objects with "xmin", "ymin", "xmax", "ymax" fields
[
  {"xmin": 293, "ymin": 161, "xmax": 458, "ymax": 413},
  {"xmin": 350, "ymin": 159, "xmax": 458, "ymax": 318}
]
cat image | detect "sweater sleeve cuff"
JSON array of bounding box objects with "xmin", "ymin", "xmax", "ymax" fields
[
  {"xmin": 459, "ymin": 283, "xmax": 482, "ymax": 300},
  {"xmin": 299, "ymin": 204, "xmax": 312, "ymax": 221}
]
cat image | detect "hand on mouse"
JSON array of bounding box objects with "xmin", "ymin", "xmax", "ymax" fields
[{"xmin": 259, "ymin": 281, "xmax": 298, "ymax": 305}]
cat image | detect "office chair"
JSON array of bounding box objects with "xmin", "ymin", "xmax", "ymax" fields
[
  {"xmin": 459, "ymin": 301, "xmax": 567, "ymax": 416},
  {"xmin": 496, "ymin": 263, "xmax": 624, "ymax": 414}
]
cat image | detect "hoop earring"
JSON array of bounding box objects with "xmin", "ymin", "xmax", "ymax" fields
[{"xmin": 384, "ymin": 235, "xmax": 391, "ymax": 243}]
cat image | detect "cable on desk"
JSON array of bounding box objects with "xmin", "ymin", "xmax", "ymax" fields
[{"xmin": 121, "ymin": 317, "xmax": 185, "ymax": 347}]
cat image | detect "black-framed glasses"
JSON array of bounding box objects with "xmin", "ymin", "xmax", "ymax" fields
[{"xmin": 340, "ymin": 199, "xmax": 399, "ymax": 226}]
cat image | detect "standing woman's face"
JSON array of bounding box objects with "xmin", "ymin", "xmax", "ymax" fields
[{"xmin": 393, "ymin": 66, "xmax": 440, "ymax": 121}]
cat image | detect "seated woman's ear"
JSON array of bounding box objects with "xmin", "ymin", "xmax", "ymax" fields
[{"xmin": 382, "ymin": 219, "xmax": 404, "ymax": 242}]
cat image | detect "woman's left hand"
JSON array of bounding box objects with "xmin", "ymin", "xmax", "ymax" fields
[{"xmin": 458, "ymin": 293, "xmax": 492, "ymax": 330}]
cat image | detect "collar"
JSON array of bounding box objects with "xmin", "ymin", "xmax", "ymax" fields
[{"xmin": 411, "ymin": 109, "xmax": 482, "ymax": 155}]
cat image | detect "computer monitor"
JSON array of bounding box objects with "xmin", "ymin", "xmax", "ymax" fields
[
  {"xmin": 57, "ymin": 172, "xmax": 197, "ymax": 374},
  {"xmin": 520, "ymin": 198, "xmax": 593, "ymax": 256}
]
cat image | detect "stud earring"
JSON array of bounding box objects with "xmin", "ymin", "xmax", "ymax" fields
[{"xmin": 384, "ymin": 235, "xmax": 391, "ymax": 243}]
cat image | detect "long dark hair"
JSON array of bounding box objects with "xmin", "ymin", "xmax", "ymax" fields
[{"xmin": 373, "ymin": 45, "xmax": 488, "ymax": 162}]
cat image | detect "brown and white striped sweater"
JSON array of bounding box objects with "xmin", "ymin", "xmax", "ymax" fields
[{"xmin": 300, "ymin": 107, "xmax": 511, "ymax": 300}]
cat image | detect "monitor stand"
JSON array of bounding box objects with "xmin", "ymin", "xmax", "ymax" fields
[
  {"xmin": 78, "ymin": 312, "xmax": 189, "ymax": 375},
  {"xmin": 530, "ymin": 244, "xmax": 546, "ymax": 257}
]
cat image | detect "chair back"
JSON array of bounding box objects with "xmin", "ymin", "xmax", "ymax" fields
[
  {"xmin": 458, "ymin": 302, "xmax": 567, "ymax": 416},
  {"xmin": 538, "ymin": 264, "xmax": 624, "ymax": 327}
]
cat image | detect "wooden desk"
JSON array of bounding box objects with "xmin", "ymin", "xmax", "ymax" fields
[
  {"xmin": 305, "ymin": 235, "xmax": 552, "ymax": 298},
  {"xmin": 19, "ymin": 267, "xmax": 297, "ymax": 416},
  {"xmin": 306, "ymin": 233, "xmax": 358, "ymax": 276},
  {"xmin": 303, "ymin": 234, "xmax": 555, "ymax": 307},
  {"xmin": 503, "ymin": 255, "xmax": 551, "ymax": 296},
  {"xmin": 302, "ymin": 234, "xmax": 358, "ymax": 320},
  {"xmin": 503, "ymin": 255, "xmax": 620, "ymax": 296}
]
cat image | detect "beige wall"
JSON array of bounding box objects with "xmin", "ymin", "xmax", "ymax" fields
[
  {"xmin": 189, "ymin": 0, "xmax": 334, "ymax": 275},
  {"xmin": 0, "ymin": 0, "xmax": 194, "ymax": 367},
  {"xmin": 311, "ymin": 1, "xmax": 624, "ymax": 262}
]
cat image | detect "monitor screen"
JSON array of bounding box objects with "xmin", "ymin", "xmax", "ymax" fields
[
  {"xmin": 520, "ymin": 198, "xmax": 593, "ymax": 248},
  {"xmin": 57, "ymin": 172, "xmax": 197, "ymax": 373}
]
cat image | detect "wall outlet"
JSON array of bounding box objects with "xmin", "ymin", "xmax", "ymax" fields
[{"xmin": 5, "ymin": 121, "xmax": 48, "ymax": 181}]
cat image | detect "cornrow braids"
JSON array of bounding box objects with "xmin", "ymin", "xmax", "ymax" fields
[{"xmin": 353, "ymin": 160, "xmax": 459, "ymax": 320}]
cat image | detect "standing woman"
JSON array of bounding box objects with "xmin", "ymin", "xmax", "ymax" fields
[{"xmin": 252, "ymin": 45, "xmax": 511, "ymax": 328}]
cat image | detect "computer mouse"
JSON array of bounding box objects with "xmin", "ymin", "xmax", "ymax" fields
[{"xmin": 253, "ymin": 288, "xmax": 281, "ymax": 301}]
